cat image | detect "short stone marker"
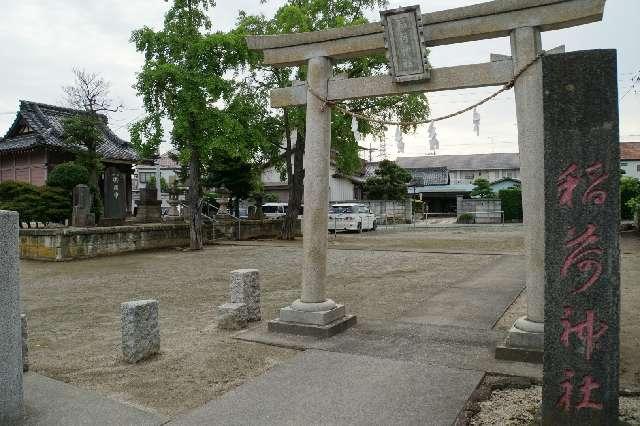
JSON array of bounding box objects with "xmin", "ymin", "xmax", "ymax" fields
[
  {"xmin": 217, "ymin": 303, "xmax": 248, "ymax": 331},
  {"xmin": 230, "ymin": 269, "xmax": 261, "ymax": 322},
  {"xmin": 0, "ymin": 210, "xmax": 24, "ymax": 423},
  {"xmin": 22, "ymin": 314, "xmax": 29, "ymax": 372},
  {"xmin": 72, "ymin": 184, "xmax": 95, "ymax": 227},
  {"xmin": 541, "ymin": 50, "xmax": 620, "ymax": 424},
  {"xmin": 121, "ymin": 300, "xmax": 160, "ymax": 363}
]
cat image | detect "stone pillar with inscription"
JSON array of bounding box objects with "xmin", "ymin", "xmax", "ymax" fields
[{"xmin": 541, "ymin": 50, "xmax": 620, "ymax": 424}]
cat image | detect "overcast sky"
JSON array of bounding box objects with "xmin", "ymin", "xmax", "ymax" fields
[{"xmin": 0, "ymin": 0, "xmax": 638, "ymax": 161}]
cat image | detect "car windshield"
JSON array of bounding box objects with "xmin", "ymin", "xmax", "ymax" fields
[
  {"xmin": 330, "ymin": 206, "xmax": 354, "ymax": 214},
  {"xmin": 263, "ymin": 206, "xmax": 279, "ymax": 213}
]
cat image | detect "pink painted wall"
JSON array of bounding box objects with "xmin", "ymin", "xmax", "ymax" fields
[{"xmin": 0, "ymin": 149, "xmax": 48, "ymax": 186}]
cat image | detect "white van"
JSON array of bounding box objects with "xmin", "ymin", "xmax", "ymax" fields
[{"xmin": 262, "ymin": 202, "xmax": 288, "ymax": 219}]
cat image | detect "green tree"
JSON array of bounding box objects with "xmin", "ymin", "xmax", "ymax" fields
[
  {"xmin": 236, "ymin": 0, "xmax": 430, "ymax": 239},
  {"xmin": 46, "ymin": 162, "xmax": 90, "ymax": 192},
  {"xmin": 498, "ymin": 187, "xmax": 523, "ymax": 221},
  {"xmin": 364, "ymin": 160, "xmax": 412, "ymax": 200},
  {"xmin": 621, "ymin": 176, "xmax": 640, "ymax": 220},
  {"xmin": 130, "ymin": 0, "xmax": 267, "ymax": 249},
  {"xmin": 470, "ymin": 178, "xmax": 495, "ymax": 199},
  {"xmin": 62, "ymin": 68, "xmax": 123, "ymax": 220}
]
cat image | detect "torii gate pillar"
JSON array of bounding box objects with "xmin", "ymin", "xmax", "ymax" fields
[
  {"xmin": 268, "ymin": 56, "xmax": 357, "ymax": 336},
  {"xmin": 498, "ymin": 27, "xmax": 546, "ymax": 360}
]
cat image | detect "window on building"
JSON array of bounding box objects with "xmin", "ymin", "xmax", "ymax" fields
[
  {"xmin": 621, "ymin": 162, "xmax": 628, "ymax": 166},
  {"xmin": 464, "ymin": 174, "xmax": 474, "ymax": 180},
  {"xmin": 637, "ymin": 164, "xmax": 640, "ymax": 172},
  {"xmin": 138, "ymin": 172, "xmax": 155, "ymax": 183}
]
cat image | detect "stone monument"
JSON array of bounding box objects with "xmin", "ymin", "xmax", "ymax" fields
[
  {"xmin": 103, "ymin": 166, "xmax": 128, "ymax": 224},
  {"xmin": 72, "ymin": 184, "xmax": 95, "ymax": 227},
  {"xmin": 541, "ymin": 50, "xmax": 620, "ymax": 424},
  {"xmin": 0, "ymin": 210, "xmax": 24, "ymax": 423},
  {"xmin": 135, "ymin": 187, "xmax": 162, "ymax": 223},
  {"xmin": 229, "ymin": 269, "xmax": 261, "ymax": 322}
]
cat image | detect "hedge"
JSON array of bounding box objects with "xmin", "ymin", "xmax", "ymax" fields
[
  {"xmin": 0, "ymin": 181, "xmax": 71, "ymax": 227},
  {"xmin": 498, "ymin": 187, "xmax": 523, "ymax": 222}
]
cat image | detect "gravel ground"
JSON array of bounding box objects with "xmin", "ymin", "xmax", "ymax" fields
[
  {"xmin": 470, "ymin": 385, "xmax": 640, "ymax": 425},
  {"xmin": 21, "ymin": 228, "xmax": 500, "ymax": 417}
]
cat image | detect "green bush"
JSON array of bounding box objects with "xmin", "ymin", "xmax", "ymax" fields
[
  {"xmin": 46, "ymin": 162, "xmax": 90, "ymax": 192},
  {"xmin": 457, "ymin": 212, "xmax": 475, "ymax": 224},
  {"xmin": 621, "ymin": 176, "xmax": 640, "ymax": 220},
  {"xmin": 0, "ymin": 181, "xmax": 71, "ymax": 227},
  {"xmin": 498, "ymin": 187, "xmax": 523, "ymax": 222}
]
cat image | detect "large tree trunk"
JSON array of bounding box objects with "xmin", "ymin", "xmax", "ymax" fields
[
  {"xmin": 188, "ymin": 148, "xmax": 203, "ymax": 250},
  {"xmin": 282, "ymin": 126, "xmax": 305, "ymax": 240}
]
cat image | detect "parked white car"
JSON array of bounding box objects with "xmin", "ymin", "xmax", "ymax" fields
[
  {"xmin": 328, "ymin": 203, "xmax": 376, "ymax": 233},
  {"xmin": 262, "ymin": 202, "xmax": 304, "ymax": 219}
]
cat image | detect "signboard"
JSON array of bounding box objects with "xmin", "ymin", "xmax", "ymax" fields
[
  {"xmin": 542, "ymin": 50, "xmax": 619, "ymax": 424},
  {"xmin": 380, "ymin": 5, "xmax": 430, "ymax": 83}
]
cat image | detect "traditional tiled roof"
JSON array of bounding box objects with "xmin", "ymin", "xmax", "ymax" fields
[
  {"xmin": 408, "ymin": 167, "xmax": 449, "ymax": 186},
  {"xmin": 396, "ymin": 153, "xmax": 520, "ymax": 170},
  {"xmin": 621, "ymin": 142, "xmax": 640, "ymax": 160},
  {"xmin": 0, "ymin": 100, "xmax": 139, "ymax": 162}
]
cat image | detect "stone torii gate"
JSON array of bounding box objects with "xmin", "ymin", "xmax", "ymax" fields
[{"xmin": 247, "ymin": 0, "xmax": 607, "ymax": 347}]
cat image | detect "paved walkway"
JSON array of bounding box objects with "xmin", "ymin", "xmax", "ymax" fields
[{"xmin": 173, "ymin": 254, "xmax": 538, "ymax": 425}]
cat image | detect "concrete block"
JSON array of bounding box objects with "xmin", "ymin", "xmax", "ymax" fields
[
  {"xmin": 268, "ymin": 315, "xmax": 357, "ymax": 338},
  {"xmin": 279, "ymin": 304, "xmax": 346, "ymax": 326},
  {"xmin": 121, "ymin": 300, "xmax": 160, "ymax": 363},
  {"xmin": 217, "ymin": 303, "xmax": 248, "ymax": 330},
  {"xmin": 0, "ymin": 210, "xmax": 24, "ymax": 423},
  {"xmin": 230, "ymin": 269, "xmax": 261, "ymax": 321}
]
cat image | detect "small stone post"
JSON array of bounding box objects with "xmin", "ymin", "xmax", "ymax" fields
[
  {"xmin": 230, "ymin": 269, "xmax": 261, "ymax": 322},
  {"xmin": 121, "ymin": 300, "xmax": 160, "ymax": 363},
  {"xmin": 0, "ymin": 210, "xmax": 24, "ymax": 423},
  {"xmin": 21, "ymin": 314, "xmax": 29, "ymax": 372},
  {"xmin": 541, "ymin": 50, "xmax": 620, "ymax": 424}
]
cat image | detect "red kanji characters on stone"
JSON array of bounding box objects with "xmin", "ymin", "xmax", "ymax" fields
[
  {"xmin": 561, "ymin": 224, "xmax": 603, "ymax": 294},
  {"xmin": 583, "ymin": 162, "xmax": 609, "ymax": 205},
  {"xmin": 557, "ymin": 370, "xmax": 603, "ymax": 412},
  {"xmin": 560, "ymin": 307, "xmax": 608, "ymax": 361},
  {"xmin": 558, "ymin": 163, "xmax": 580, "ymax": 208},
  {"xmin": 557, "ymin": 162, "xmax": 609, "ymax": 208}
]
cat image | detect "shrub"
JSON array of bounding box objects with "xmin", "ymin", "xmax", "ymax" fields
[
  {"xmin": 46, "ymin": 162, "xmax": 90, "ymax": 192},
  {"xmin": 0, "ymin": 181, "xmax": 71, "ymax": 227},
  {"xmin": 498, "ymin": 187, "xmax": 523, "ymax": 222},
  {"xmin": 621, "ymin": 176, "xmax": 640, "ymax": 220},
  {"xmin": 457, "ymin": 212, "xmax": 475, "ymax": 224}
]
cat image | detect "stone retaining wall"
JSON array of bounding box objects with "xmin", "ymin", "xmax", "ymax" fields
[{"xmin": 20, "ymin": 219, "xmax": 300, "ymax": 261}]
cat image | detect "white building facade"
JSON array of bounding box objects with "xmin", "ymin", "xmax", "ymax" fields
[{"xmin": 621, "ymin": 142, "xmax": 640, "ymax": 180}]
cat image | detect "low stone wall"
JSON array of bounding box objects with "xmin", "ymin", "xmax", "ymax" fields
[{"xmin": 20, "ymin": 219, "xmax": 300, "ymax": 261}]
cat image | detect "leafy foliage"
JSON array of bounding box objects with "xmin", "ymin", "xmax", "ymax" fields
[
  {"xmin": 236, "ymin": 0, "xmax": 430, "ymax": 176},
  {"xmin": 364, "ymin": 160, "xmax": 411, "ymax": 200},
  {"xmin": 457, "ymin": 212, "xmax": 475, "ymax": 224},
  {"xmin": 131, "ymin": 0, "xmax": 281, "ymax": 249},
  {"xmin": 0, "ymin": 181, "xmax": 71, "ymax": 227},
  {"xmin": 621, "ymin": 176, "xmax": 640, "ymax": 220},
  {"xmin": 470, "ymin": 178, "xmax": 496, "ymax": 199},
  {"xmin": 498, "ymin": 187, "xmax": 523, "ymax": 222},
  {"xmin": 47, "ymin": 162, "xmax": 90, "ymax": 192}
]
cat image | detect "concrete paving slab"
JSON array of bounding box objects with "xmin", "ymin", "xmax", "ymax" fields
[
  {"xmin": 172, "ymin": 350, "xmax": 482, "ymax": 426},
  {"xmin": 401, "ymin": 285, "xmax": 523, "ymax": 329},
  {"xmin": 22, "ymin": 373, "xmax": 167, "ymax": 426}
]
